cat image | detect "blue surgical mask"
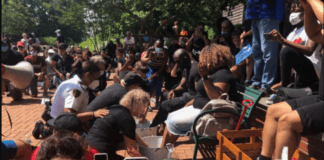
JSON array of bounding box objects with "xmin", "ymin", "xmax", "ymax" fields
[
  {"xmin": 221, "ymin": 31, "xmax": 228, "ymax": 35},
  {"xmin": 2, "ymin": 46, "xmax": 9, "ymax": 52}
]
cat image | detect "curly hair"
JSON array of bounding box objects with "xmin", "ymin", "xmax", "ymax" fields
[
  {"xmin": 36, "ymin": 131, "xmax": 87, "ymax": 160},
  {"xmin": 119, "ymin": 89, "xmax": 150, "ymax": 115},
  {"xmin": 199, "ymin": 43, "xmax": 234, "ymax": 72}
]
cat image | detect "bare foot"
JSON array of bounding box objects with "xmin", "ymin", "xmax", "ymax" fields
[{"xmin": 271, "ymin": 82, "xmax": 282, "ymax": 93}]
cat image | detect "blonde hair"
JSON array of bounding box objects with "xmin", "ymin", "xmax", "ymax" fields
[
  {"xmin": 119, "ymin": 89, "xmax": 150, "ymax": 114},
  {"xmin": 199, "ymin": 44, "xmax": 234, "ymax": 72}
]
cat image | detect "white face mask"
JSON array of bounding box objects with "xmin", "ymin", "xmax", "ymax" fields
[
  {"xmin": 88, "ymin": 80, "xmax": 99, "ymax": 90},
  {"xmin": 100, "ymin": 71, "xmax": 104, "ymax": 76},
  {"xmin": 289, "ymin": 12, "xmax": 303, "ymax": 25}
]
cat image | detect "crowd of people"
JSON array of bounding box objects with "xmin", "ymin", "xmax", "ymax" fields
[{"xmin": 1, "ymin": 0, "xmax": 323, "ymax": 159}]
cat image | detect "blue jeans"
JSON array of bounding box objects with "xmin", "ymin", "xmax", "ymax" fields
[
  {"xmin": 251, "ymin": 18, "xmax": 280, "ymax": 90},
  {"xmin": 146, "ymin": 66, "xmax": 163, "ymax": 98}
]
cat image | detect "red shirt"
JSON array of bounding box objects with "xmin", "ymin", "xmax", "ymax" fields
[{"xmin": 30, "ymin": 146, "xmax": 99, "ymax": 160}]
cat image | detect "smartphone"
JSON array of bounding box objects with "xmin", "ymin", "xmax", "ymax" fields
[
  {"xmin": 264, "ymin": 33, "xmax": 274, "ymax": 40},
  {"xmin": 155, "ymin": 48, "xmax": 164, "ymax": 57},
  {"xmin": 94, "ymin": 153, "xmax": 108, "ymax": 160},
  {"xmin": 124, "ymin": 157, "xmax": 149, "ymax": 160}
]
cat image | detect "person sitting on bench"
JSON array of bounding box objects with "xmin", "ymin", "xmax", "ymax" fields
[
  {"xmin": 258, "ymin": 0, "xmax": 324, "ymax": 159},
  {"xmin": 160, "ymin": 44, "xmax": 237, "ymax": 146}
]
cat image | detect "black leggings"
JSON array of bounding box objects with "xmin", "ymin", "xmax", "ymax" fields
[
  {"xmin": 319, "ymin": 50, "xmax": 323, "ymax": 101},
  {"xmin": 150, "ymin": 92, "xmax": 194, "ymax": 127},
  {"xmin": 280, "ymin": 46, "xmax": 319, "ymax": 87}
]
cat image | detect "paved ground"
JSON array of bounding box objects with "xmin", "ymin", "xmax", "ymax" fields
[{"xmin": 1, "ymin": 74, "xmax": 215, "ymax": 160}]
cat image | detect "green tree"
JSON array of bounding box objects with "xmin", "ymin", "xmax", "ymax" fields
[{"xmin": 1, "ymin": 0, "xmax": 37, "ymax": 39}]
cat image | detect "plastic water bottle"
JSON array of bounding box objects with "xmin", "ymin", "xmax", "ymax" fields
[{"xmin": 25, "ymin": 134, "xmax": 32, "ymax": 144}]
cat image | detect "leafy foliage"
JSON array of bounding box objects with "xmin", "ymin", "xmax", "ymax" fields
[{"xmin": 2, "ymin": 0, "xmax": 245, "ymax": 48}]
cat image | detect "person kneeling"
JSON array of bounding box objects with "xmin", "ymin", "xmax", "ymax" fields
[{"xmin": 86, "ymin": 89, "xmax": 149, "ymax": 160}]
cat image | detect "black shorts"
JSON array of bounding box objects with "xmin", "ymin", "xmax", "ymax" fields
[{"xmin": 286, "ymin": 95, "xmax": 324, "ymax": 136}]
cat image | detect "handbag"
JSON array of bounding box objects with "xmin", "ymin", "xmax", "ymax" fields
[{"xmin": 194, "ymin": 93, "xmax": 239, "ymax": 137}]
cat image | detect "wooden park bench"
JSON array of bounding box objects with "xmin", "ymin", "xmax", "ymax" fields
[{"xmin": 191, "ymin": 84, "xmax": 264, "ymax": 160}]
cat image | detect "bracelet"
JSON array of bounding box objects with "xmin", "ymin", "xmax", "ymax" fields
[{"xmin": 92, "ymin": 112, "xmax": 95, "ymax": 119}]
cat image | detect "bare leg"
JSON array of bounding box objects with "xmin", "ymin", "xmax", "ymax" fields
[
  {"xmin": 273, "ymin": 111, "xmax": 303, "ymax": 159},
  {"xmin": 43, "ymin": 74, "xmax": 51, "ymax": 96},
  {"xmin": 261, "ymin": 102, "xmax": 293, "ymax": 157},
  {"xmin": 160, "ymin": 126, "xmax": 179, "ymax": 148},
  {"xmin": 246, "ymin": 56, "xmax": 254, "ymax": 81}
]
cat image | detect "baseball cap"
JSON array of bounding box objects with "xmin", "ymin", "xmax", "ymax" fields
[
  {"xmin": 124, "ymin": 72, "xmax": 150, "ymax": 92},
  {"xmin": 58, "ymin": 43, "xmax": 67, "ymax": 49},
  {"xmin": 54, "ymin": 112, "xmax": 82, "ymax": 133},
  {"xmin": 55, "ymin": 29, "xmax": 61, "ymax": 33},
  {"xmin": 17, "ymin": 41, "xmax": 25, "ymax": 47}
]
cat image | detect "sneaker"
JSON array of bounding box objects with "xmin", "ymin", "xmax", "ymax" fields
[
  {"xmin": 259, "ymin": 88, "xmax": 271, "ymax": 97},
  {"xmin": 32, "ymin": 121, "xmax": 44, "ymax": 139},
  {"xmin": 249, "ymin": 84, "xmax": 260, "ymax": 90}
]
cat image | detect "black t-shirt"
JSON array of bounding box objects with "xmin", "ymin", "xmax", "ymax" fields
[
  {"xmin": 1, "ymin": 50, "xmax": 23, "ymax": 66},
  {"xmin": 51, "ymin": 54, "xmax": 74, "ymax": 75},
  {"xmin": 319, "ymin": 52, "xmax": 324, "ymax": 100},
  {"xmin": 86, "ymin": 105, "xmax": 136, "ymax": 153},
  {"xmin": 57, "ymin": 35, "xmax": 64, "ymax": 43},
  {"xmin": 117, "ymin": 57, "xmax": 126, "ymax": 66},
  {"xmin": 185, "ymin": 61, "xmax": 200, "ymax": 96},
  {"xmin": 87, "ymin": 83, "xmax": 128, "ymax": 111},
  {"xmin": 193, "ymin": 68, "xmax": 237, "ymax": 109},
  {"xmin": 107, "ymin": 43, "xmax": 116, "ymax": 58},
  {"xmin": 103, "ymin": 56, "xmax": 111, "ymax": 70},
  {"xmin": 118, "ymin": 70, "xmax": 131, "ymax": 80}
]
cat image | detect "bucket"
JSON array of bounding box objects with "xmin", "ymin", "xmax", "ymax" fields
[
  {"xmin": 136, "ymin": 121, "xmax": 157, "ymax": 138},
  {"xmin": 138, "ymin": 136, "xmax": 169, "ymax": 160}
]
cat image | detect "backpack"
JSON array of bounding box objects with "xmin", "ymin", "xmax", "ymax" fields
[{"xmin": 193, "ymin": 93, "xmax": 239, "ymax": 137}]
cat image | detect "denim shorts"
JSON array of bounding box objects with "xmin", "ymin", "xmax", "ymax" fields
[{"xmin": 165, "ymin": 105, "xmax": 201, "ymax": 136}]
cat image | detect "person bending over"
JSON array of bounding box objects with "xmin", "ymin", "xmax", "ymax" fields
[
  {"xmin": 87, "ymin": 72, "xmax": 150, "ymax": 112},
  {"xmin": 160, "ymin": 44, "xmax": 237, "ymax": 146},
  {"xmin": 49, "ymin": 60, "xmax": 108, "ymax": 121},
  {"xmin": 150, "ymin": 49, "xmax": 200, "ymax": 134},
  {"xmin": 86, "ymin": 89, "xmax": 149, "ymax": 160},
  {"xmin": 31, "ymin": 113, "xmax": 99, "ymax": 160}
]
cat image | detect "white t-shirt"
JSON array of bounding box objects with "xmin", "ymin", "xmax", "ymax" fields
[
  {"xmin": 50, "ymin": 75, "xmax": 89, "ymax": 119},
  {"xmin": 308, "ymin": 44, "xmax": 322, "ymax": 79},
  {"xmin": 286, "ymin": 26, "xmax": 322, "ymax": 79},
  {"xmin": 286, "ymin": 26, "xmax": 308, "ymax": 44},
  {"xmin": 124, "ymin": 37, "xmax": 135, "ymax": 45}
]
